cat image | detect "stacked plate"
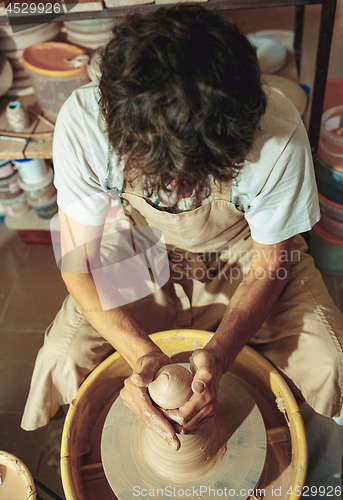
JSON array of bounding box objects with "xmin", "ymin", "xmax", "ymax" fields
[
  {"xmin": 311, "ymin": 115, "xmax": 343, "ymax": 275},
  {"xmin": 0, "ymin": 160, "xmax": 30, "ymax": 217},
  {"xmin": 247, "ymin": 33, "xmax": 287, "ymax": 74},
  {"xmin": 318, "ymin": 105, "xmax": 343, "ymax": 174},
  {"xmin": 63, "ymin": 19, "xmax": 116, "ymax": 50},
  {"xmin": 0, "ymin": 22, "xmax": 60, "ymax": 96},
  {"xmin": 247, "ymin": 30, "xmax": 307, "ymax": 117},
  {"xmin": 318, "ymin": 192, "xmax": 343, "ymax": 239},
  {"xmin": 261, "ymin": 73, "xmax": 307, "ymax": 117}
]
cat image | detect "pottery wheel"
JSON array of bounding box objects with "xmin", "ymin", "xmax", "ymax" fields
[{"xmin": 101, "ymin": 366, "xmax": 267, "ymax": 500}]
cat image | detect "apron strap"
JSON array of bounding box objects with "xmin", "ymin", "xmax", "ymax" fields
[
  {"xmin": 106, "ymin": 148, "xmax": 116, "ymax": 192},
  {"xmin": 212, "ymin": 178, "xmax": 233, "ymax": 203},
  {"xmin": 108, "ymin": 145, "xmax": 234, "ymax": 204}
]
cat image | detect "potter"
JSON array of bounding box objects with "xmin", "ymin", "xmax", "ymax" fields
[{"xmin": 21, "ymin": 4, "xmax": 343, "ymax": 495}]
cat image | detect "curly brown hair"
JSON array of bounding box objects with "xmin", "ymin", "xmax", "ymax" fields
[{"xmin": 99, "ymin": 4, "xmax": 266, "ymax": 207}]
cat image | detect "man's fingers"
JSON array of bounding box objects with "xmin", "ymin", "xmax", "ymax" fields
[
  {"xmin": 132, "ymin": 352, "xmax": 170, "ymax": 387},
  {"xmin": 189, "ymin": 350, "xmax": 215, "ymax": 393},
  {"xmin": 142, "ymin": 408, "xmax": 181, "ymax": 450},
  {"xmin": 126, "ymin": 350, "xmax": 220, "ymax": 445},
  {"xmin": 168, "ymin": 397, "xmax": 216, "ymax": 434},
  {"xmin": 182, "ymin": 412, "xmax": 213, "ymax": 434},
  {"xmin": 130, "ymin": 373, "xmax": 147, "ymax": 387},
  {"xmin": 120, "ymin": 375, "xmax": 180, "ymax": 450},
  {"xmin": 161, "ymin": 350, "xmax": 220, "ymax": 434},
  {"xmin": 124, "ymin": 398, "xmax": 180, "ymax": 449},
  {"xmin": 167, "ymin": 390, "xmax": 216, "ymax": 426},
  {"xmin": 191, "ymin": 366, "xmax": 212, "ymax": 393},
  {"xmin": 192, "ymin": 379, "xmax": 206, "ymax": 393}
]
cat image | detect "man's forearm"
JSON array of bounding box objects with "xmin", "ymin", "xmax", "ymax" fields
[
  {"xmin": 61, "ymin": 270, "xmax": 161, "ymax": 368},
  {"xmin": 205, "ymin": 264, "xmax": 290, "ymax": 373}
]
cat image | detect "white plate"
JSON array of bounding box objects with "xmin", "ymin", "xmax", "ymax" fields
[
  {"xmin": 5, "ymin": 85, "xmax": 34, "ymax": 97},
  {"xmin": 0, "ymin": 23, "xmax": 61, "ymax": 51},
  {"xmin": 247, "ymin": 29, "xmax": 294, "ymax": 51},
  {"xmin": 262, "ymin": 73, "xmax": 307, "ymax": 116},
  {"xmin": 247, "ymin": 35, "xmax": 287, "ymax": 74}
]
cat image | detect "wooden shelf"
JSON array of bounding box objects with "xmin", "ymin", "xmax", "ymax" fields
[{"xmin": 0, "ymin": 96, "xmax": 54, "ymax": 161}]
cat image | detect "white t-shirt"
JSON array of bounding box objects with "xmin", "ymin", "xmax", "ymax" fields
[{"xmin": 53, "ymin": 81, "xmax": 320, "ymax": 244}]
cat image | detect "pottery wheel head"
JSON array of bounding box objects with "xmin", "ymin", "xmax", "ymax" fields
[
  {"xmin": 101, "ymin": 368, "xmax": 267, "ymax": 500},
  {"xmin": 148, "ymin": 364, "xmax": 193, "ymax": 409}
]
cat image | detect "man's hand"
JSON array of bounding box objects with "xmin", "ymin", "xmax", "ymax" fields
[
  {"xmin": 166, "ymin": 349, "xmax": 225, "ymax": 434},
  {"xmin": 120, "ymin": 351, "xmax": 181, "ymax": 450}
]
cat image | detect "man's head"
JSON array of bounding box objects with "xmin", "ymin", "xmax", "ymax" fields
[{"xmin": 99, "ymin": 4, "xmax": 266, "ymax": 206}]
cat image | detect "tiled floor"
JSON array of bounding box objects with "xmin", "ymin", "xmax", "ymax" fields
[
  {"xmin": 2, "ymin": 233, "xmax": 343, "ymax": 500},
  {"xmin": 0, "ymin": 225, "xmax": 68, "ymax": 499},
  {"xmin": 0, "ymin": 1, "xmax": 343, "ymax": 499}
]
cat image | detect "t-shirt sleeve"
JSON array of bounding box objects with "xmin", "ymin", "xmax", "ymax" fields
[
  {"xmin": 53, "ymin": 92, "xmax": 111, "ymax": 226},
  {"xmin": 244, "ymin": 120, "xmax": 320, "ymax": 244}
]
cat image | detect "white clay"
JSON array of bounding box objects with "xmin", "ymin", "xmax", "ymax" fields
[
  {"xmin": 139, "ymin": 409, "xmax": 228, "ymax": 483},
  {"xmin": 141, "ymin": 364, "xmax": 228, "ymax": 483},
  {"xmin": 148, "ymin": 364, "xmax": 193, "ymax": 410}
]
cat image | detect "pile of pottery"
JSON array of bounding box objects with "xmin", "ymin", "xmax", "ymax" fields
[
  {"xmin": 247, "ymin": 30, "xmax": 308, "ymax": 117},
  {"xmin": 0, "ymin": 158, "xmax": 58, "ymax": 219},
  {"xmin": 0, "ymin": 160, "xmax": 29, "ymax": 217},
  {"xmin": 0, "ymin": 23, "xmax": 60, "ymax": 96},
  {"xmin": 247, "ymin": 31, "xmax": 289, "ymax": 74},
  {"xmin": 14, "ymin": 159, "xmax": 58, "ymax": 218},
  {"xmin": 62, "ymin": 18, "xmax": 123, "ymax": 82},
  {"xmin": 310, "ymin": 79, "xmax": 343, "ymax": 275},
  {"xmin": 63, "ymin": 19, "xmax": 116, "ymax": 50}
]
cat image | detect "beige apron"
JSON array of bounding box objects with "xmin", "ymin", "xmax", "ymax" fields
[{"xmin": 21, "ymin": 177, "xmax": 343, "ymax": 431}]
